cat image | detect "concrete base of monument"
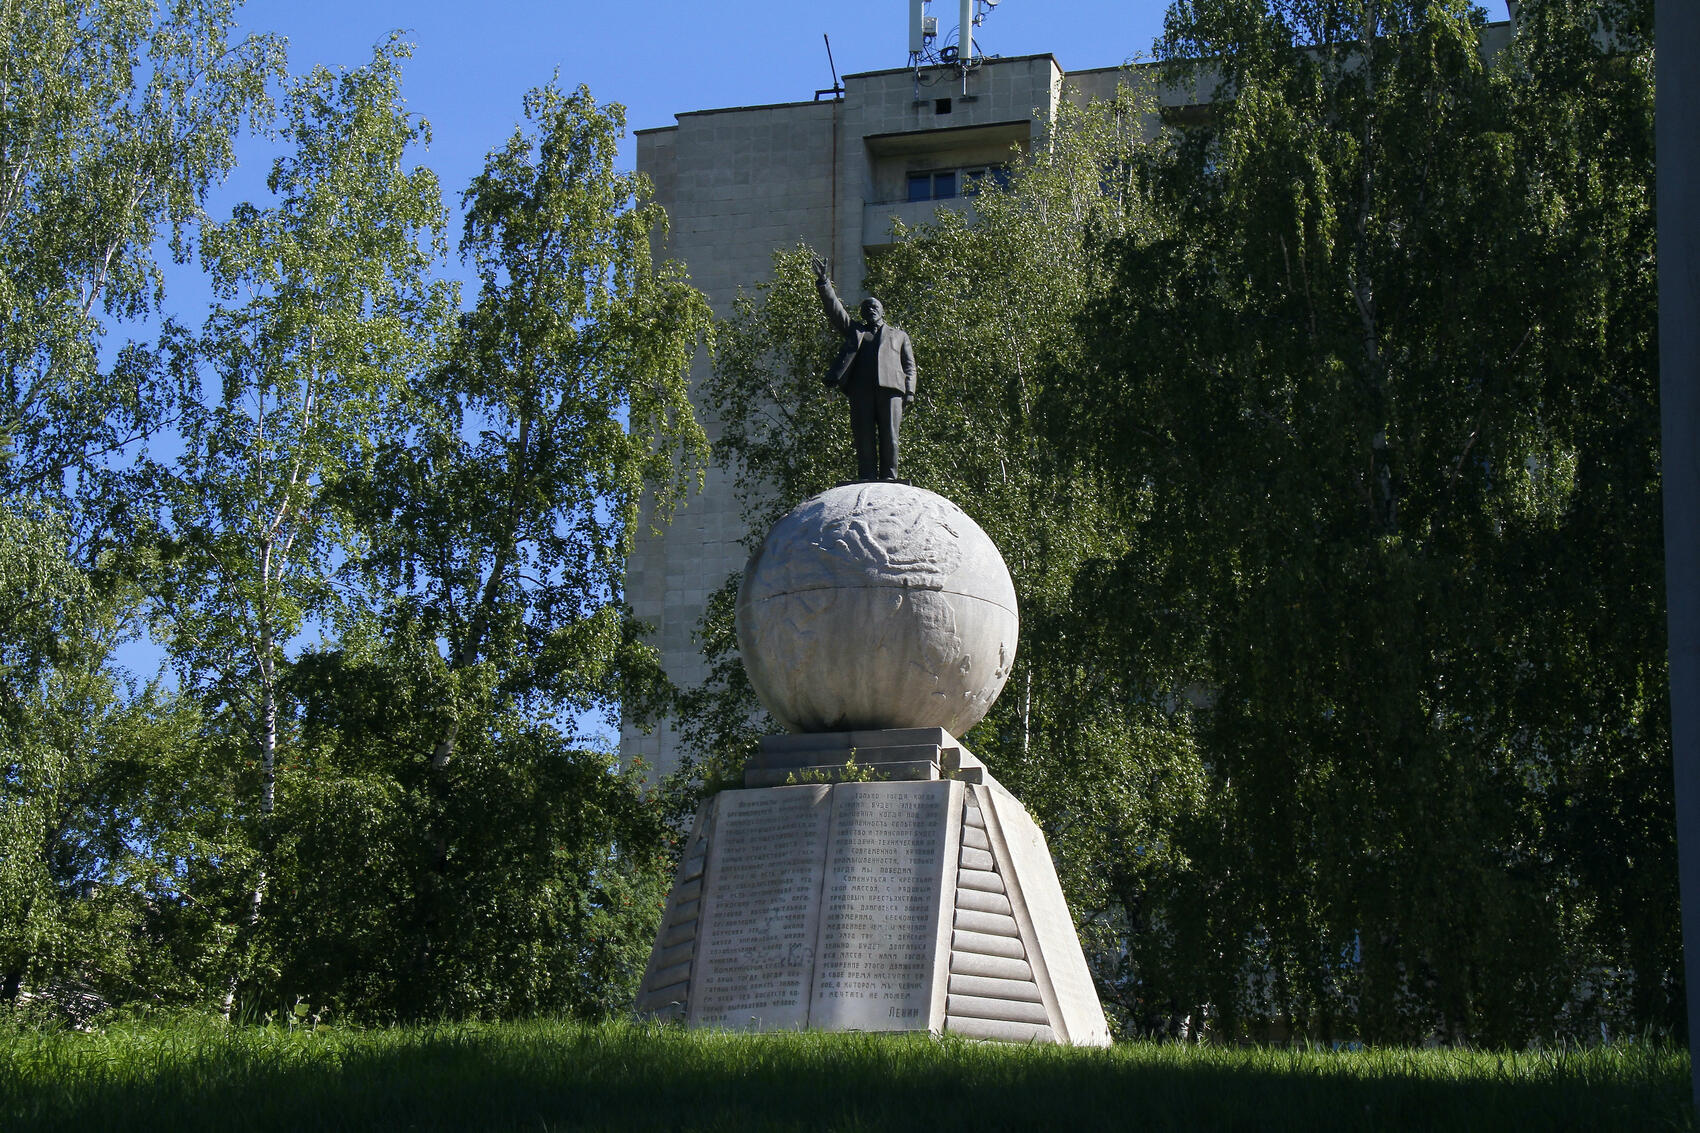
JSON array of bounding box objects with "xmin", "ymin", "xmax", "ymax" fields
[
  {"xmin": 741, "ymin": 727, "xmax": 991, "ymax": 787},
  {"xmin": 633, "ymin": 732, "xmax": 1111, "ymax": 1046}
]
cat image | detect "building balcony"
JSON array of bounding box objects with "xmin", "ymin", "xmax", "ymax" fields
[{"xmin": 863, "ymin": 197, "xmax": 984, "ymax": 248}]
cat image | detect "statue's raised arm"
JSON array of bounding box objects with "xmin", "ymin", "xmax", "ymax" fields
[
  {"xmin": 813, "ymin": 256, "xmax": 855, "ymax": 335},
  {"xmin": 808, "ymin": 254, "xmax": 916, "ymax": 483}
]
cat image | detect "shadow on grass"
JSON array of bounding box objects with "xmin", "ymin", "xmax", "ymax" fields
[{"xmin": 4, "ymin": 1023, "xmax": 1692, "ymax": 1132}]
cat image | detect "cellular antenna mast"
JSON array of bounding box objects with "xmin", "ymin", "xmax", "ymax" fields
[
  {"xmin": 909, "ymin": 0, "xmax": 1004, "ymax": 81},
  {"xmin": 909, "ymin": 0, "xmax": 937, "ymax": 59}
]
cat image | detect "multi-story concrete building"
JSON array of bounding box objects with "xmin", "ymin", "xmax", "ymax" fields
[{"xmin": 622, "ymin": 51, "xmax": 1159, "ymax": 780}]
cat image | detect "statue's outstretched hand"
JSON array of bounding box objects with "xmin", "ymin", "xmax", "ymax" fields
[{"xmin": 811, "ymin": 255, "xmax": 830, "ymax": 282}]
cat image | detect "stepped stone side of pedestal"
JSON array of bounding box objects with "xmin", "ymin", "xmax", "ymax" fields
[
  {"xmin": 945, "ymin": 790, "xmax": 1055, "ymax": 1043},
  {"xmin": 975, "ymin": 783, "xmax": 1113, "ymax": 1046},
  {"xmin": 634, "ymin": 801, "xmax": 714, "ymax": 1021}
]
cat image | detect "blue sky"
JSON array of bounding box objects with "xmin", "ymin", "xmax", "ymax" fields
[
  {"xmin": 219, "ymin": 0, "xmax": 1514, "ymax": 220},
  {"xmin": 234, "ymin": 0, "xmax": 1180, "ymax": 191}
]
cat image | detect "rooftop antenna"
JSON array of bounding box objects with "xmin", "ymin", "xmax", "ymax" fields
[
  {"xmin": 966, "ymin": 0, "xmax": 1001, "ymax": 63},
  {"xmin": 815, "ymin": 33, "xmax": 843, "ymax": 100},
  {"xmin": 909, "ymin": 0, "xmax": 938, "ymax": 61},
  {"xmin": 910, "ymin": 0, "xmax": 1005, "ymax": 95}
]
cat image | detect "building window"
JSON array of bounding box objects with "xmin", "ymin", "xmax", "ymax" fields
[
  {"xmin": 907, "ymin": 165, "xmax": 1008, "ymax": 204},
  {"xmin": 908, "ymin": 171, "xmax": 957, "ymax": 202}
]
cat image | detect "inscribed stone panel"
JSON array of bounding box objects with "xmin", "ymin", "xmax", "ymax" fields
[
  {"xmin": 689, "ymin": 786, "xmax": 831, "ymax": 1030},
  {"xmin": 811, "ymin": 781, "xmax": 962, "ymax": 1032}
]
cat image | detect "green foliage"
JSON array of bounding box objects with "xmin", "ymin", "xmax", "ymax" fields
[
  {"xmin": 168, "ymin": 34, "xmax": 456, "ymax": 698},
  {"xmin": 253, "ymin": 80, "xmax": 710, "ymax": 1020},
  {"xmin": 1043, "ymin": 0, "xmax": 1665, "ymax": 1042},
  {"xmin": 0, "ymin": 501, "xmax": 204, "ymax": 1009},
  {"xmin": 782, "ymin": 753, "xmax": 886, "ymax": 785},
  {"xmin": 0, "ymin": 3, "xmax": 282, "ymax": 1016},
  {"xmin": 0, "ymin": 0, "xmax": 282, "ymax": 544},
  {"xmin": 358, "ymin": 79, "xmax": 711, "ymax": 766},
  {"xmin": 266, "ymin": 626, "xmax": 672, "ymax": 1021},
  {"xmin": 0, "ymin": 503, "xmax": 95, "ymax": 1000},
  {"xmin": 0, "ymin": 13, "xmax": 700, "ymax": 1025}
]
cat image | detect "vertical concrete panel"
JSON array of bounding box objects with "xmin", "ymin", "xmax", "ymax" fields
[{"xmin": 1657, "ymin": 0, "xmax": 1700, "ymax": 1103}]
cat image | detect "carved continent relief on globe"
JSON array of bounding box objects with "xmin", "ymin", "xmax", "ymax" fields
[{"xmin": 736, "ymin": 482, "xmax": 1019, "ymax": 736}]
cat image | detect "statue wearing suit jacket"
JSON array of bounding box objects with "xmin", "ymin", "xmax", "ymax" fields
[{"xmin": 813, "ymin": 255, "xmax": 917, "ymax": 481}]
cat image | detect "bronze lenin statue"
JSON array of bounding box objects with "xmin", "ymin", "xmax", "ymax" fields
[{"xmin": 812, "ymin": 256, "xmax": 916, "ymax": 482}]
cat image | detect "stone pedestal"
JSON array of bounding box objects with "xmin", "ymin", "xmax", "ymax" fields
[
  {"xmin": 634, "ymin": 733, "xmax": 1111, "ymax": 1046},
  {"xmin": 639, "ymin": 485, "xmax": 1111, "ymax": 1044}
]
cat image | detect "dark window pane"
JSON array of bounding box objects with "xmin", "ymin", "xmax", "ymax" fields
[
  {"xmin": 933, "ymin": 171, "xmax": 957, "ymax": 199},
  {"xmin": 907, "ymin": 173, "xmax": 931, "ymax": 203}
]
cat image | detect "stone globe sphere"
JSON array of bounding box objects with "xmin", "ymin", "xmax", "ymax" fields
[{"xmin": 735, "ymin": 482, "xmax": 1019, "ymax": 736}]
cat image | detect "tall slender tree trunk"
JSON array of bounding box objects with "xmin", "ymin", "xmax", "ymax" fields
[
  {"xmin": 431, "ymin": 405, "xmax": 533, "ymax": 769},
  {"xmin": 223, "ymin": 562, "xmax": 278, "ymax": 1020}
]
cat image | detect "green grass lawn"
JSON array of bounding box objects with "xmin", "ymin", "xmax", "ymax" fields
[{"xmin": 0, "ymin": 1017, "xmax": 1690, "ymax": 1132}]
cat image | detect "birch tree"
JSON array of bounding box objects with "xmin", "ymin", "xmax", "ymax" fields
[
  {"xmin": 1051, "ymin": 0, "xmax": 1664, "ymax": 1042},
  {"xmin": 326, "ymin": 82, "xmax": 710, "ymax": 1016},
  {"xmin": 159, "ymin": 37, "xmax": 455, "ymax": 1013},
  {"xmin": 0, "ymin": 0, "xmax": 277, "ymax": 1013},
  {"xmin": 0, "ymin": 0, "xmax": 281, "ymax": 546}
]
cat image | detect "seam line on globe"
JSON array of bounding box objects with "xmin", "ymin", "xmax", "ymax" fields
[{"xmin": 743, "ymin": 586, "xmax": 1019, "ymax": 614}]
